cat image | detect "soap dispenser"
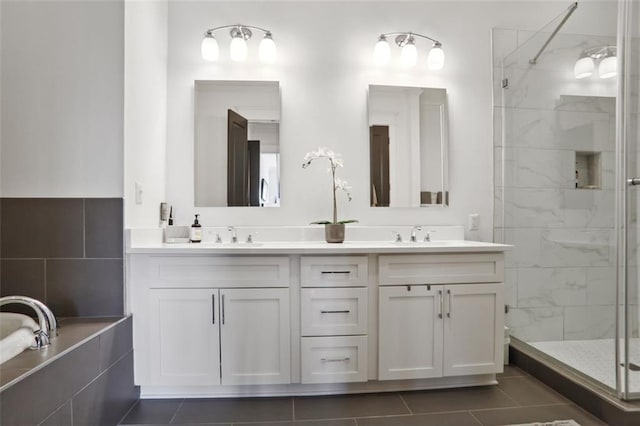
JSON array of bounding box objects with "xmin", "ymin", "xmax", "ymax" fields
[{"xmin": 190, "ymin": 214, "xmax": 202, "ymax": 243}]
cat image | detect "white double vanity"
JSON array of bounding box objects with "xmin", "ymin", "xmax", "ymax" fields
[{"xmin": 127, "ymin": 226, "xmax": 509, "ymax": 398}]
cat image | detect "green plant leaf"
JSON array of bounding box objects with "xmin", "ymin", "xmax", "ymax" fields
[
  {"xmin": 310, "ymin": 220, "xmax": 332, "ymax": 225},
  {"xmin": 337, "ymin": 219, "xmax": 358, "ymax": 224}
]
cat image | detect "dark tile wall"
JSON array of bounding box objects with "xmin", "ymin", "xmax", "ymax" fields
[
  {"xmin": 0, "ymin": 198, "xmax": 124, "ymax": 317},
  {"xmin": 0, "ymin": 317, "xmax": 139, "ymax": 426}
]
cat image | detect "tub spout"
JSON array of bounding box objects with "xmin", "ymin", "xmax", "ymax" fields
[{"xmin": 0, "ymin": 296, "xmax": 57, "ymax": 348}]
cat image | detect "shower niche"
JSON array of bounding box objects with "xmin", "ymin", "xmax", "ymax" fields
[{"xmin": 574, "ymin": 151, "xmax": 601, "ymax": 189}]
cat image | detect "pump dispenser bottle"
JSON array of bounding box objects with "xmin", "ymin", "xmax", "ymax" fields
[{"xmin": 190, "ymin": 214, "xmax": 202, "ymax": 243}]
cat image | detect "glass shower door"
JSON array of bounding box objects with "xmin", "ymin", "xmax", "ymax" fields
[
  {"xmin": 620, "ymin": 0, "xmax": 640, "ymax": 400},
  {"xmin": 495, "ymin": 19, "xmax": 619, "ymax": 395}
]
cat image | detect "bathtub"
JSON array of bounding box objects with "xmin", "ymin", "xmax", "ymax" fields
[{"xmin": 0, "ymin": 312, "xmax": 38, "ymax": 364}]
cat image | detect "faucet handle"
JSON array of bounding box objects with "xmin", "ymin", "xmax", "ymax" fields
[
  {"xmin": 246, "ymin": 232, "xmax": 257, "ymax": 243},
  {"xmin": 392, "ymin": 231, "xmax": 402, "ymax": 243},
  {"xmin": 227, "ymin": 226, "xmax": 238, "ymax": 243},
  {"xmin": 424, "ymin": 230, "xmax": 435, "ymax": 242},
  {"xmin": 215, "ymin": 233, "xmax": 222, "ymax": 243}
]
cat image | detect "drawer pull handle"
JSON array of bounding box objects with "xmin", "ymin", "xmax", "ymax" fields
[
  {"xmin": 321, "ymin": 271, "xmax": 351, "ymax": 275},
  {"xmin": 447, "ymin": 289, "xmax": 452, "ymax": 318},
  {"xmin": 320, "ymin": 310, "xmax": 350, "ymax": 314},
  {"xmin": 438, "ymin": 290, "xmax": 443, "ymax": 319},
  {"xmin": 320, "ymin": 357, "xmax": 350, "ymax": 363}
]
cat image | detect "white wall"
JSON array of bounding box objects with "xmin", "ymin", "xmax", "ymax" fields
[
  {"xmin": 1, "ymin": 1, "xmax": 124, "ymax": 197},
  {"xmin": 154, "ymin": 0, "xmax": 618, "ymax": 241},
  {"xmin": 125, "ymin": 0, "xmax": 168, "ymax": 227}
]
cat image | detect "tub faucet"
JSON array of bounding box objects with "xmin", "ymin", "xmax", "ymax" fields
[
  {"xmin": 410, "ymin": 226, "xmax": 422, "ymax": 243},
  {"xmin": 228, "ymin": 226, "xmax": 238, "ymax": 243},
  {"xmin": 0, "ymin": 295, "xmax": 57, "ymax": 348}
]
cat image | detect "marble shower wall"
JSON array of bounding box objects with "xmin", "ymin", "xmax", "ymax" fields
[{"xmin": 493, "ymin": 28, "xmax": 623, "ymax": 342}]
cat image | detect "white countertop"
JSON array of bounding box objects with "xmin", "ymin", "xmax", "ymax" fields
[{"xmin": 127, "ymin": 239, "xmax": 511, "ymax": 255}]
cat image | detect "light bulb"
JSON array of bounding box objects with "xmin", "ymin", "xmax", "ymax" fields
[
  {"xmin": 400, "ymin": 37, "xmax": 417, "ymax": 67},
  {"xmin": 574, "ymin": 56, "xmax": 594, "ymax": 79},
  {"xmin": 598, "ymin": 55, "xmax": 617, "ymax": 79},
  {"xmin": 427, "ymin": 43, "xmax": 445, "ymax": 70},
  {"xmin": 230, "ymin": 36, "xmax": 248, "ymax": 62},
  {"xmin": 201, "ymin": 33, "xmax": 219, "ymax": 62},
  {"xmin": 374, "ymin": 35, "xmax": 390, "ymax": 65},
  {"xmin": 259, "ymin": 33, "xmax": 277, "ymax": 63}
]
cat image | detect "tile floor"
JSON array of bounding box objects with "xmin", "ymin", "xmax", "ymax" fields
[{"xmin": 119, "ymin": 366, "xmax": 607, "ymax": 426}]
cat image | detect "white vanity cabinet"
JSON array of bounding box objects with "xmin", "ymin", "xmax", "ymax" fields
[
  {"xmin": 300, "ymin": 256, "xmax": 369, "ymax": 384},
  {"xmin": 132, "ymin": 256, "xmax": 291, "ymax": 389},
  {"xmin": 378, "ymin": 254, "xmax": 504, "ymax": 381},
  {"xmin": 148, "ymin": 288, "xmax": 221, "ymax": 386},
  {"xmin": 128, "ymin": 241, "xmax": 509, "ymax": 397}
]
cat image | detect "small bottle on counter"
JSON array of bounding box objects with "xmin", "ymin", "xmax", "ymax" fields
[
  {"xmin": 168, "ymin": 206, "xmax": 174, "ymax": 226},
  {"xmin": 190, "ymin": 214, "xmax": 202, "ymax": 243}
]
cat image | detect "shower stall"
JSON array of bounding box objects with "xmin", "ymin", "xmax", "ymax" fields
[{"xmin": 494, "ymin": 0, "xmax": 640, "ymax": 401}]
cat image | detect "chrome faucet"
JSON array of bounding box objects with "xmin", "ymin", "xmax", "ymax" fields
[
  {"xmin": 392, "ymin": 231, "xmax": 402, "ymax": 243},
  {"xmin": 0, "ymin": 295, "xmax": 57, "ymax": 348},
  {"xmin": 410, "ymin": 226, "xmax": 422, "ymax": 243},
  {"xmin": 228, "ymin": 226, "xmax": 238, "ymax": 243}
]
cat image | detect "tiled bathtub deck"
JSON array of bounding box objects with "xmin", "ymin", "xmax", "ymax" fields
[{"xmin": 120, "ymin": 366, "xmax": 605, "ymax": 426}]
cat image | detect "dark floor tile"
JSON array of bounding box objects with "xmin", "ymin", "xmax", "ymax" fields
[
  {"xmin": 119, "ymin": 399, "xmax": 183, "ymax": 425},
  {"xmin": 498, "ymin": 375, "xmax": 570, "ymax": 406},
  {"xmin": 85, "ymin": 198, "xmax": 123, "ymax": 258},
  {"xmin": 172, "ymin": 397, "xmax": 293, "ymax": 423},
  {"xmin": 356, "ymin": 412, "xmax": 481, "ymax": 426},
  {"xmin": 470, "ymin": 403, "xmax": 607, "ymax": 426},
  {"xmin": 497, "ymin": 364, "xmax": 526, "ymax": 379},
  {"xmin": 46, "ymin": 258, "xmax": 123, "ymax": 316},
  {"xmin": 1, "ymin": 198, "xmax": 84, "ymax": 258},
  {"xmin": 400, "ymin": 386, "xmax": 517, "ymax": 414},
  {"xmin": 235, "ymin": 420, "xmax": 356, "ymax": 426},
  {"xmin": 294, "ymin": 393, "xmax": 408, "ymax": 420}
]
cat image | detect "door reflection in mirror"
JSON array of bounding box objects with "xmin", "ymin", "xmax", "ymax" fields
[
  {"xmin": 195, "ymin": 81, "xmax": 281, "ymax": 207},
  {"xmin": 368, "ymin": 85, "xmax": 449, "ymax": 208}
]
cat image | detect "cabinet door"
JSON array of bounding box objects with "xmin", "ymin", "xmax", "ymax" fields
[
  {"xmin": 378, "ymin": 285, "xmax": 443, "ymax": 380},
  {"xmin": 443, "ymin": 283, "xmax": 504, "ymax": 376},
  {"xmin": 220, "ymin": 288, "xmax": 291, "ymax": 385},
  {"xmin": 149, "ymin": 289, "xmax": 220, "ymax": 386}
]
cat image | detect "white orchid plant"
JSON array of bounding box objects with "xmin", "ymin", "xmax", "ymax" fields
[{"xmin": 302, "ymin": 147, "xmax": 357, "ymax": 225}]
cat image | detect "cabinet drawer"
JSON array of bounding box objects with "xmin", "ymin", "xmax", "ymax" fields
[
  {"xmin": 379, "ymin": 253, "xmax": 504, "ymax": 285},
  {"xmin": 147, "ymin": 256, "xmax": 290, "ymax": 288},
  {"xmin": 301, "ymin": 288, "xmax": 368, "ymax": 336},
  {"xmin": 301, "ymin": 336, "xmax": 368, "ymax": 384},
  {"xmin": 301, "ymin": 256, "xmax": 368, "ymax": 287}
]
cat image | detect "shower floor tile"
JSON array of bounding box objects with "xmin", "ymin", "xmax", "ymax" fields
[{"xmin": 530, "ymin": 338, "xmax": 640, "ymax": 392}]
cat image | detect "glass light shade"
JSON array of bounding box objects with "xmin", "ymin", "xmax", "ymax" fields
[
  {"xmin": 598, "ymin": 55, "xmax": 617, "ymax": 79},
  {"xmin": 230, "ymin": 36, "xmax": 248, "ymax": 62},
  {"xmin": 427, "ymin": 45, "xmax": 445, "ymax": 70},
  {"xmin": 201, "ymin": 35, "xmax": 219, "ymax": 62},
  {"xmin": 573, "ymin": 56, "xmax": 594, "ymax": 79},
  {"xmin": 259, "ymin": 34, "xmax": 277, "ymax": 63},
  {"xmin": 374, "ymin": 37, "xmax": 390, "ymax": 65},
  {"xmin": 400, "ymin": 40, "xmax": 417, "ymax": 67}
]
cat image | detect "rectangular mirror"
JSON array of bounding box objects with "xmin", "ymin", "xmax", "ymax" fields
[
  {"xmin": 368, "ymin": 85, "xmax": 449, "ymax": 207},
  {"xmin": 195, "ymin": 80, "xmax": 281, "ymax": 207}
]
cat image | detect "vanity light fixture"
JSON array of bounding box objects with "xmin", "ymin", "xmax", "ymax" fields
[
  {"xmin": 202, "ymin": 24, "xmax": 276, "ymax": 63},
  {"xmin": 374, "ymin": 32, "xmax": 444, "ymax": 70},
  {"xmin": 573, "ymin": 46, "xmax": 616, "ymax": 79}
]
